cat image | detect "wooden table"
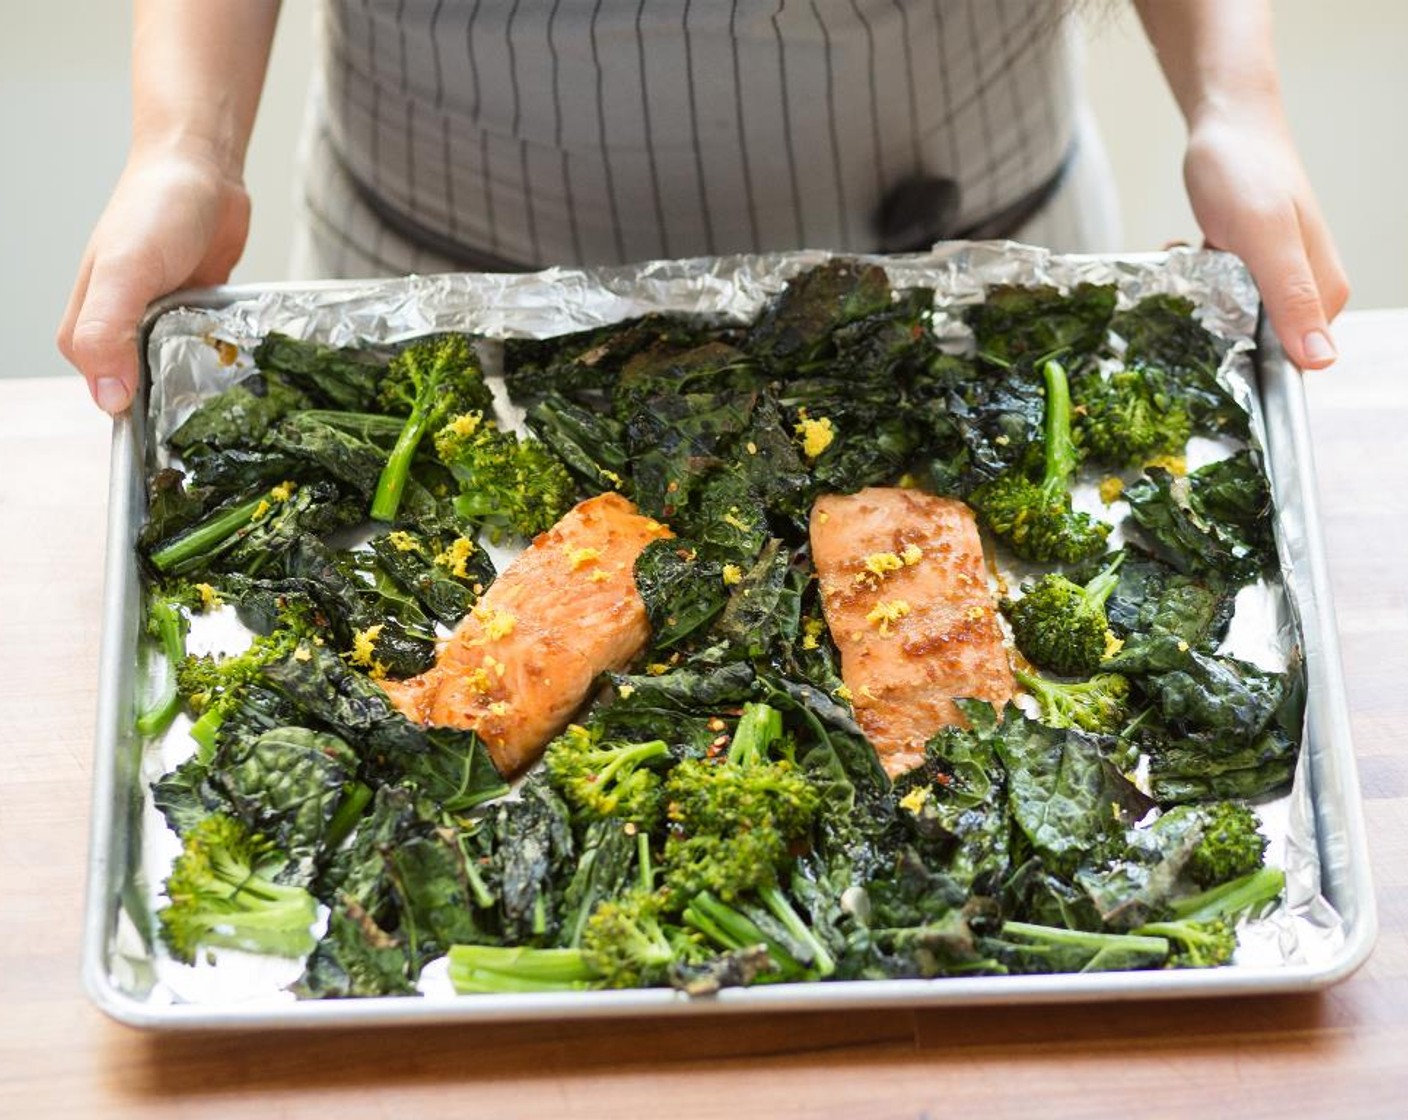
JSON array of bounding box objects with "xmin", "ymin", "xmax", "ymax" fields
[{"xmin": 3, "ymin": 310, "xmax": 1404, "ymax": 1118}]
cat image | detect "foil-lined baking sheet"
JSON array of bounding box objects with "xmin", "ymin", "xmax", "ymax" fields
[{"xmin": 94, "ymin": 244, "xmax": 1361, "ymax": 1025}]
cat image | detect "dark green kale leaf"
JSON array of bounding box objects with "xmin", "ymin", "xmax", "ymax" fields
[
  {"xmin": 144, "ymin": 479, "xmax": 362, "ymax": 581},
  {"xmin": 634, "ymin": 538, "xmax": 730, "ymax": 653},
  {"xmin": 138, "ymin": 468, "xmax": 212, "ymax": 549},
  {"xmin": 254, "ymin": 331, "xmax": 392, "ymax": 412},
  {"xmin": 1110, "ymin": 293, "xmax": 1247, "ymax": 437},
  {"xmin": 383, "ymin": 829, "xmax": 500, "ymax": 964},
  {"xmin": 525, "ymin": 390, "xmax": 632, "ymax": 496},
  {"xmin": 167, "ymin": 373, "xmax": 311, "ymax": 458},
  {"xmin": 1141, "ymin": 648, "xmax": 1288, "ymax": 739},
  {"xmin": 486, "ymin": 776, "xmax": 576, "ymax": 945},
  {"xmin": 1090, "ymin": 546, "xmax": 1236, "ymax": 654},
  {"xmin": 294, "ymin": 901, "xmax": 417, "ymax": 999},
  {"xmin": 625, "ymin": 391, "xmax": 755, "ymax": 521},
  {"xmin": 614, "ymin": 341, "xmax": 760, "ymax": 422},
  {"xmin": 689, "ymin": 469, "xmax": 770, "ymax": 563},
  {"xmin": 746, "ymin": 259, "xmax": 892, "ymax": 371},
  {"xmin": 891, "ymin": 700, "xmax": 1012, "ymax": 896},
  {"xmin": 856, "ymin": 850, "xmax": 1002, "ymax": 979},
  {"xmin": 1111, "ymin": 636, "xmax": 1303, "ymax": 804},
  {"xmin": 186, "ymin": 448, "xmax": 307, "ymax": 499},
  {"xmin": 727, "ymin": 395, "xmax": 812, "ymax": 521},
  {"xmin": 716, "ymin": 539, "xmax": 804, "ymax": 662},
  {"xmin": 260, "ymin": 641, "xmax": 508, "ymax": 810},
  {"xmin": 218, "ymin": 482, "xmax": 365, "ymax": 579},
  {"xmin": 367, "ymin": 527, "xmax": 494, "ymax": 627},
  {"xmin": 1144, "ymin": 727, "xmax": 1299, "ymax": 803},
  {"xmin": 151, "ymin": 753, "xmax": 229, "ymax": 836},
  {"xmin": 1125, "ymin": 451, "xmax": 1276, "ymax": 585},
  {"xmin": 993, "ymin": 707, "xmax": 1154, "ymax": 878},
  {"xmin": 964, "ymin": 283, "xmax": 1117, "ymax": 372},
  {"xmin": 267, "ymin": 412, "xmax": 453, "ymax": 532},
  {"xmin": 504, "ymin": 313, "xmax": 722, "ymax": 405},
  {"xmin": 212, "ymin": 725, "xmax": 368, "ymax": 884},
  {"xmin": 912, "ymin": 354, "xmax": 1046, "ymax": 493}
]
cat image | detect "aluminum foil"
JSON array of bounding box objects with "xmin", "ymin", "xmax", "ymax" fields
[{"xmin": 134, "ymin": 242, "xmax": 1342, "ymax": 1009}]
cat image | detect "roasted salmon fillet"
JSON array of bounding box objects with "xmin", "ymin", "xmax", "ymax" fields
[
  {"xmin": 380, "ymin": 492, "xmax": 673, "ymax": 774},
  {"xmin": 810, "ymin": 487, "xmax": 1015, "ymax": 778}
]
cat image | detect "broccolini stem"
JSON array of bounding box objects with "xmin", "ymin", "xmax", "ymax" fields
[
  {"xmin": 370, "ymin": 405, "xmax": 431, "ymax": 522},
  {"xmin": 135, "ymin": 597, "xmax": 188, "ymax": 737},
  {"xmin": 1084, "ymin": 552, "xmax": 1126, "ymax": 611},
  {"xmin": 637, "ymin": 830, "xmax": 654, "ymax": 894},
  {"xmin": 758, "ymin": 883, "xmax": 835, "ymax": 977},
  {"xmin": 447, "ymin": 945, "xmax": 599, "ymax": 994},
  {"xmin": 149, "ymin": 493, "xmax": 268, "ymax": 574},
  {"xmin": 1000, "ymin": 920, "xmax": 1170, "ymax": 955},
  {"xmin": 683, "ymin": 892, "xmax": 805, "ymax": 975},
  {"xmin": 1167, "ymin": 867, "xmax": 1285, "ymax": 923},
  {"xmin": 1040, "ymin": 359, "xmax": 1079, "ymax": 496},
  {"xmin": 188, "ymin": 708, "xmax": 224, "ymax": 759},
  {"xmin": 324, "ymin": 782, "xmax": 374, "ymax": 851},
  {"xmin": 596, "ymin": 738, "xmax": 670, "ymax": 787},
  {"xmin": 449, "ymin": 828, "xmax": 498, "ymax": 910},
  {"xmin": 727, "ymin": 702, "xmax": 783, "ymax": 766}
]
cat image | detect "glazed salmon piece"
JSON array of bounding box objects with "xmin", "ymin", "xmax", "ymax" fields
[
  {"xmin": 809, "ymin": 487, "xmax": 1015, "ymax": 778},
  {"xmin": 380, "ymin": 492, "xmax": 672, "ymax": 774}
]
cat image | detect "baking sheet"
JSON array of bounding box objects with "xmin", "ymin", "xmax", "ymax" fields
[{"xmin": 84, "ymin": 244, "xmax": 1377, "ymax": 1028}]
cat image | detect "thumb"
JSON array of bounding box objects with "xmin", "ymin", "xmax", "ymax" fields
[{"xmin": 68, "ymin": 247, "xmax": 169, "ymax": 414}]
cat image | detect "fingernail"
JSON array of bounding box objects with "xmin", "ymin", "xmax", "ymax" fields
[
  {"xmin": 1302, "ymin": 329, "xmax": 1336, "ymax": 366},
  {"xmin": 94, "ymin": 377, "xmax": 130, "ymax": 414}
]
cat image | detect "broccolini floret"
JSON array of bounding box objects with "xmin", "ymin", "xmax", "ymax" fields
[
  {"xmin": 969, "ymin": 359, "xmax": 1111, "ymax": 563},
  {"xmin": 158, "ymin": 813, "xmax": 319, "ymax": 964},
  {"xmin": 370, "ymin": 333, "xmax": 493, "ymax": 522},
  {"xmin": 1153, "ymin": 800, "xmax": 1268, "ymax": 889},
  {"xmin": 1013, "ymin": 667, "xmax": 1132, "ymax": 734},
  {"xmin": 447, "ymin": 891, "xmax": 695, "ymax": 994},
  {"xmin": 1131, "ymin": 866, "xmax": 1285, "ymax": 970},
  {"xmin": 136, "ymin": 582, "xmax": 210, "ymax": 737},
  {"xmin": 1076, "ymin": 364, "xmax": 1192, "ymax": 468},
  {"xmin": 543, "ymin": 723, "xmax": 671, "ymax": 825},
  {"xmin": 661, "ymin": 702, "xmax": 819, "ymax": 903},
  {"xmin": 433, "ymin": 411, "xmax": 575, "ymax": 541},
  {"xmin": 1003, "ymin": 552, "xmax": 1125, "ymax": 676},
  {"xmin": 580, "ymin": 889, "xmax": 680, "ymax": 988},
  {"xmin": 176, "ymin": 618, "xmax": 309, "ymax": 752}
]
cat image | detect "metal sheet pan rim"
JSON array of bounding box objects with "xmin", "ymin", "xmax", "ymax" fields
[{"xmin": 85, "ymin": 250, "xmax": 1377, "ymax": 1030}]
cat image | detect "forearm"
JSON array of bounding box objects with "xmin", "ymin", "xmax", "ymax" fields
[
  {"xmin": 1133, "ymin": 0, "xmax": 1348, "ymax": 370},
  {"xmin": 1133, "ymin": 0, "xmax": 1282, "ymax": 127},
  {"xmin": 130, "ymin": 0, "xmax": 281, "ymax": 174}
]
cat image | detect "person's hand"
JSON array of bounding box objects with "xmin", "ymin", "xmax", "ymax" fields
[
  {"xmin": 57, "ymin": 146, "xmax": 251, "ymax": 414},
  {"xmin": 1183, "ymin": 100, "xmax": 1349, "ymax": 370}
]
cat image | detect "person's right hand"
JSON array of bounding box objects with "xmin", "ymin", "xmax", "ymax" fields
[{"xmin": 57, "ymin": 146, "xmax": 251, "ymax": 414}]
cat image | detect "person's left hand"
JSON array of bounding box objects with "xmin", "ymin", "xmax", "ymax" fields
[{"xmin": 1183, "ymin": 99, "xmax": 1349, "ymax": 369}]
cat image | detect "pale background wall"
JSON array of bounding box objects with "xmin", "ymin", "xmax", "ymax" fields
[{"xmin": 2, "ymin": 1, "xmax": 1403, "ymax": 382}]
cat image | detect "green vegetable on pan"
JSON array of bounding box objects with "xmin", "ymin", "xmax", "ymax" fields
[
  {"xmin": 969, "ymin": 359, "xmax": 1111, "ymax": 563},
  {"xmin": 157, "ymin": 814, "xmax": 319, "ymax": 964},
  {"xmin": 370, "ymin": 333, "xmax": 493, "ymax": 522},
  {"xmin": 1004, "ymin": 552, "xmax": 1125, "ymax": 677},
  {"xmin": 432, "ymin": 410, "xmax": 575, "ymax": 541},
  {"xmin": 135, "ymin": 261, "xmax": 1298, "ymax": 998}
]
